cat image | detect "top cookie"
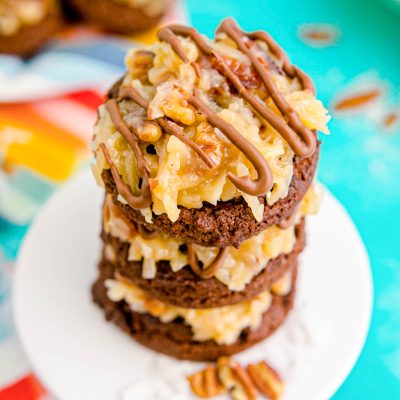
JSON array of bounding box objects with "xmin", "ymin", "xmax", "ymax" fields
[{"xmin": 92, "ymin": 18, "xmax": 330, "ymax": 245}]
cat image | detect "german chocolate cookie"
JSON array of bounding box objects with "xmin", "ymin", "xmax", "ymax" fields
[
  {"xmin": 92, "ymin": 19, "xmax": 330, "ymax": 247},
  {"xmin": 92, "ymin": 259, "xmax": 297, "ymax": 361},
  {"xmin": 102, "ymin": 219, "xmax": 305, "ymax": 308},
  {"xmin": 65, "ymin": 0, "xmax": 166, "ymax": 34},
  {"xmin": 0, "ymin": 4, "xmax": 61, "ymax": 56},
  {"xmin": 103, "ymin": 146, "xmax": 318, "ymax": 248}
]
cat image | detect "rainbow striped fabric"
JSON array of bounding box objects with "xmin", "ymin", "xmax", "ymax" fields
[{"xmin": 0, "ymin": 2, "xmax": 187, "ymax": 398}]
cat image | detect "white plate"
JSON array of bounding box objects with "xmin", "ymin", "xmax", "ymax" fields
[{"xmin": 13, "ymin": 169, "xmax": 372, "ymax": 400}]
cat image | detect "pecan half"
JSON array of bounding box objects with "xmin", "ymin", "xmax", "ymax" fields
[
  {"xmin": 247, "ymin": 361, "xmax": 284, "ymax": 400},
  {"xmin": 333, "ymin": 88, "xmax": 381, "ymax": 112},
  {"xmin": 187, "ymin": 364, "xmax": 225, "ymax": 398},
  {"xmin": 217, "ymin": 357, "xmax": 257, "ymax": 400}
]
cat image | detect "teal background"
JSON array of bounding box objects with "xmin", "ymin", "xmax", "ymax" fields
[{"xmin": 187, "ymin": 0, "xmax": 400, "ymax": 398}]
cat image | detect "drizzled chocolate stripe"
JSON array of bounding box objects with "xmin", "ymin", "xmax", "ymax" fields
[
  {"xmin": 187, "ymin": 244, "xmax": 229, "ymax": 279},
  {"xmin": 158, "ymin": 19, "xmax": 317, "ymax": 158},
  {"xmin": 100, "ymin": 143, "xmax": 151, "ymax": 208},
  {"xmin": 188, "ymin": 90, "xmax": 272, "ymax": 195},
  {"xmin": 106, "ymin": 99, "xmax": 149, "ymax": 174},
  {"xmin": 101, "ymin": 99, "xmax": 152, "ymax": 209},
  {"xmin": 247, "ymin": 31, "xmax": 315, "ymax": 93},
  {"xmin": 119, "ymin": 86, "xmax": 148, "ymax": 109},
  {"xmin": 218, "ymin": 19, "xmax": 316, "ymax": 157}
]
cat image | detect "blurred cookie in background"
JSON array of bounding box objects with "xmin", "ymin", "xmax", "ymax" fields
[
  {"xmin": 0, "ymin": 0, "xmax": 62, "ymax": 56},
  {"xmin": 64, "ymin": 0, "xmax": 169, "ymax": 34}
]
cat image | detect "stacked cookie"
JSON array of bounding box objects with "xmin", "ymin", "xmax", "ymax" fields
[
  {"xmin": 65, "ymin": 0, "xmax": 168, "ymax": 34},
  {"xmin": 91, "ymin": 18, "xmax": 329, "ymax": 361},
  {"xmin": 0, "ymin": 0, "xmax": 62, "ymax": 56},
  {"xmin": 0, "ymin": 0, "xmax": 169, "ymax": 56}
]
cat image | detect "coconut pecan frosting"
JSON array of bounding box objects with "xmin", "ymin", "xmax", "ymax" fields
[{"xmin": 92, "ymin": 18, "xmax": 330, "ymax": 222}]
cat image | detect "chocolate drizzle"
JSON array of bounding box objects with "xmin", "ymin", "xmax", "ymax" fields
[
  {"xmin": 102, "ymin": 18, "xmax": 318, "ymax": 211},
  {"xmin": 100, "ymin": 97, "xmax": 152, "ymax": 209},
  {"xmin": 106, "ymin": 99, "xmax": 149, "ymax": 174},
  {"xmin": 158, "ymin": 19, "xmax": 317, "ymax": 159},
  {"xmin": 100, "ymin": 143, "xmax": 151, "ymax": 209},
  {"xmin": 188, "ymin": 91, "xmax": 272, "ymax": 195},
  {"xmin": 218, "ymin": 19, "xmax": 316, "ymax": 157},
  {"xmin": 247, "ymin": 31, "xmax": 314, "ymax": 92},
  {"xmin": 187, "ymin": 244, "xmax": 229, "ymax": 279}
]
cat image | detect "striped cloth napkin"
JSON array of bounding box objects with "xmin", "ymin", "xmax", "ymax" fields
[{"xmin": 0, "ymin": 2, "xmax": 187, "ymax": 398}]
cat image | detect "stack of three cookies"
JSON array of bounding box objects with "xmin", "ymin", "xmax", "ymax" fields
[{"xmin": 91, "ymin": 19, "xmax": 329, "ymax": 361}]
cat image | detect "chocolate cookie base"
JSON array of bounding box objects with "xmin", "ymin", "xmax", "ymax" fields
[
  {"xmin": 66, "ymin": 0, "xmax": 163, "ymax": 34},
  {"xmin": 0, "ymin": 12, "xmax": 61, "ymax": 57},
  {"xmin": 92, "ymin": 260, "xmax": 297, "ymax": 361},
  {"xmin": 102, "ymin": 143, "xmax": 319, "ymax": 248},
  {"xmin": 102, "ymin": 219, "xmax": 305, "ymax": 308}
]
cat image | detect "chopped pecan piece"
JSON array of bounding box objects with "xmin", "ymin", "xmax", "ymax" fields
[
  {"xmin": 382, "ymin": 111, "xmax": 399, "ymax": 130},
  {"xmin": 126, "ymin": 50, "xmax": 154, "ymax": 80},
  {"xmin": 333, "ymin": 88, "xmax": 381, "ymax": 112},
  {"xmin": 137, "ymin": 121, "xmax": 162, "ymax": 143},
  {"xmin": 161, "ymin": 91, "xmax": 196, "ymax": 125}
]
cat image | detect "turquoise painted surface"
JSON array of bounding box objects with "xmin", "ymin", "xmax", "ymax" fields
[{"xmin": 187, "ymin": 0, "xmax": 400, "ymax": 398}]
